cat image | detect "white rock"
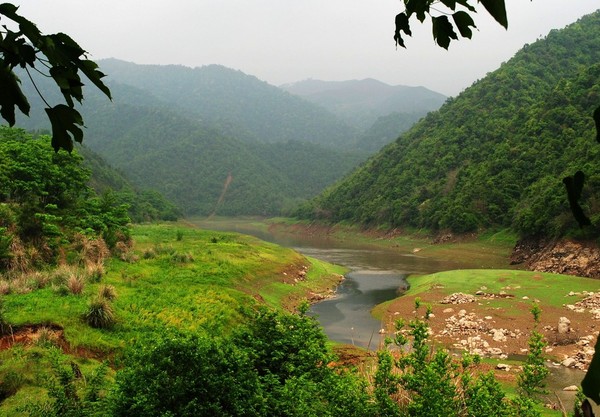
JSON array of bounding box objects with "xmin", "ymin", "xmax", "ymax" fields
[
  {"xmin": 496, "ymin": 363, "xmax": 510, "ymax": 371},
  {"xmin": 443, "ymin": 308, "xmax": 454, "ymax": 313},
  {"xmin": 522, "ymin": 296, "xmax": 529, "ymax": 300},
  {"xmin": 558, "ymin": 317, "xmax": 571, "ymax": 334},
  {"xmin": 563, "ymin": 385, "xmax": 579, "ymax": 391},
  {"xmin": 562, "ymin": 357, "xmax": 576, "ymax": 367}
]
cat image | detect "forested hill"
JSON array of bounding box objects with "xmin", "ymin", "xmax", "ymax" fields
[
  {"xmin": 95, "ymin": 59, "xmax": 359, "ymax": 148},
  {"xmin": 12, "ymin": 74, "xmax": 367, "ymax": 216},
  {"xmin": 298, "ymin": 11, "xmax": 600, "ymax": 237}
]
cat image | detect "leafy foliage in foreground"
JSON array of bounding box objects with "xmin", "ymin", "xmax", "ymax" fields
[
  {"xmin": 0, "ymin": 127, "xmax": 131, "ymax": 271},
  {"xmin": 300, "ymin": 11, "xmax": 600, "ymax": 237}
]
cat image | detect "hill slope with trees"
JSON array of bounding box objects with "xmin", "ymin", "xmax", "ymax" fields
[
  {"xmin": 298, "ymin": 11, "xmax": 600, "ymax": 237},
  {"xmin": 13, "ymin": 66, "xmax": 368, "ymax": 216}
]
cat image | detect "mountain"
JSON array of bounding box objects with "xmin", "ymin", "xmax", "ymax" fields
[
  {"xmin": 95, "ymin": 59, "xmax": 360, "ymax": 148},
  {"xmin": 12, "ymin": 67, "xmax": 367, "ymax": 216},
  {"xmin": 298, "ymin": 11, "xmax": 600, "ymax": 238},
  {"xmin": 280, "ymin": 78, "xmax": 446, "ymax": 131}
]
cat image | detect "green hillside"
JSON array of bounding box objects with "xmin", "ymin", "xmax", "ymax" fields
[
  {"xmin": 13, "ymin": 67, "xmax": 368, "ymax": 216},
  {"xmin": 299, "ymin": 11, "xmax": 600, "ymax": 237}
]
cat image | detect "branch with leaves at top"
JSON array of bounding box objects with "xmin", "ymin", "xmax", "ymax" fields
[
  {"xmin": 394, "ymin": 0, "xmax": 507, "ymax": 49},
  {"xmin": 0, "ymin": 2, "xmax": 111, "ymax": 152}
]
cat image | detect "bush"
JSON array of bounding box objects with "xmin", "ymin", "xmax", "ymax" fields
[
  {"xmin": 111, "ymin": 333, "xmax": 264, "ymax": 417},
  {"xmin": 84, "ymin": 297, "xmax": 115, "ymax": 329},
  {"xmin": 98, "ymin": 285, "xmax": 117, "ymax": 301}
]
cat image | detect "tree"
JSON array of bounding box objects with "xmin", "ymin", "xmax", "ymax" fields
[{"xmin": 0, "ymin": 3, "xmax": 111, "ymax": 152}]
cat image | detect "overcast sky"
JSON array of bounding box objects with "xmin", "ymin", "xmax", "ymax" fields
[{"xmin": 11, "ymin": 1, "xmax": 600, "ymax": 96}]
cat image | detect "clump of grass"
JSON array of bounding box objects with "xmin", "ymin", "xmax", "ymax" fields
[
  {"xmin": 74, "ymin": 234, "xmax": 110, "ymax": 267},
  {"xmin": 176, "ymin": 230, "xmax": 184, "ymax": 241},
  {"xmin": 0, "ymin": 370, "xmax": 24, "ymax": 401},
  {"xmin": 142, "ymin": 248, "xmax": 157, "ymax": 259},
  {"xmin": 0, "ymin": 297, "xmax": 12, "ymax": 335},
  {"xmin": 153, "ymin": 244, "xmax": 175, "ymax": 256},
  {"xmin": 84, "ymin": 297, "xmax": 115, "ymax": 329},
  {"xmin": 34, "ymin": 326, "xmax": 59, "ymax": 347},
  {"xmin": 98, "ymin": 284, "xmax": 117, "ymax": 301},
  {"xmin": 0, "ymin": 280, "xmax": 10, "ymax": 295},
  {"xmin": 171, "ymin": 252, "xmax": 194, "ymax": 264},
  {"xmin": 67, "ymin": 274, "xmax": 85, "ymax": 295},
  {"xmin": 86, "ymin": 263, "xmax": 105, "ymax": 283}
]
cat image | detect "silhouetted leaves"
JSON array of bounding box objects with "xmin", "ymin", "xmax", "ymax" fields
[
  {"xmin": 582, "ymin": 337, "xmax": 600, "ymax": 405},
  {"xmin": 479, "ymin": 0, "xmax": 508, "ymax": 29},
  {"xmin": 432, "ymin": 16, "xmax": 458, "ymax": 49},
  {"xmin": 394, "ymin": 0, "xmax": 505, "ymax": 49},
  {"xmin": 452, "ymin": 11, "xmax": 476, "ymax": 39},
  {"xmin": 0, "ymin": 63, "xmax": 30, "ymax": 125},
  {"xmin": 0, "ymin": 3, "xmax": 110, "ymax": 152},
  {"xmin": 45, "ymin": 105, "xmax": 84, "ymax": 152},
  {"xmin": 563, "ymin": 171, "xmax": 591, "ymax": 228},
  {"xmin": 394, "ymin": 13, "xmax": 411, "ymax": 48}
]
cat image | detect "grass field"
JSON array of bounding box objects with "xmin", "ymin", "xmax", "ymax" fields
[{"xmin": 0, "ymin": 223, "xmax": 346, "ymax": 415}]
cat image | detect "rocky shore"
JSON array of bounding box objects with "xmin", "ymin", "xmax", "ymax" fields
[{"xmin": 511, "ymin": 237, "xmax": 600, "ymax": 278}]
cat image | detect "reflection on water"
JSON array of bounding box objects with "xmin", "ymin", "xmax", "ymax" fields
[{"xmin": 309, "ymin": 270, "xmax": 407, "ymax": 348}]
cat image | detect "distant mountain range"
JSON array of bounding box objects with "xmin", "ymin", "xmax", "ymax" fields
[{"xmin": 280, "ymin": 78, "xmax": 446, "ymax": 131}]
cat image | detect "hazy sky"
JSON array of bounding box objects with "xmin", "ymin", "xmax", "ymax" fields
[{"xmin": 11, "ymin": 1, "xmax": 600, "ymax": 96}]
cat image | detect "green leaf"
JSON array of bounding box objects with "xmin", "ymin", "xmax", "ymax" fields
[
  {"xmin": 452, "ymin": 11, "xmax": 476, "ymax": 39},
  {"xmin": 479, "ymin": 0, "xmax": 508, "ymax": 29},
  {"xmin": 45, "ymin": 105, "xmax": 85, "ymax": 152},
  {"xmin": 432, "ymin": 15, "xmax": 458, "ymax": 49},
  {"xmin": 0, "ymin": 62, "xmax": 30, "ymax": 125},
  {"xmin": 594, "ymin": 105, "xmax": 600, "ymax": 143},
  {"xmin": 581, "ymin": 337, "xmax": 600, "ymax": 404},
  {"xmin": 78, "ymin": 60, "xmax": 112, "ymax": 100}
]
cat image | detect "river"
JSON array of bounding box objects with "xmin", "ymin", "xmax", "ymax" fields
[{"xmin": 191, "ymin": 218, "xmax": 495, "ymax": 348}]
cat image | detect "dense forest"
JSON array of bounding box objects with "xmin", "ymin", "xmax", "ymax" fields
[{"xmin": 299, "ymin": 11, "xmax": 600, "ymax": 238}]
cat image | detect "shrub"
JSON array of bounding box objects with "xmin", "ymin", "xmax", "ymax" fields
[
  {"xmin": 111, "ymin": 333, "xmax": 264, "ymax": 417},
  {"xmin": 84, "ymin": 297, "xmax": 115, "ymax": 329},
  {"xmin": 67, "ymin": 275, "xmax": 85, "ymax": 295},
  {"xmin": 98, "ymin": 285, "xmax": 117, "ymax": 301}
]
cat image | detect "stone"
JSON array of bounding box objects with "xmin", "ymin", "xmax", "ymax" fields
[
  {"xmin": 443, "ymin": 308, "xmax": 454, "ymax": 314},
  {"xmin": 496, "ymin": 363, "xmax": 510, "ymax": 371},
  {"xmin": 522, "ymin": 296, "xmax": 529, "ymax": 300},
  {"xmin": 558, "ymin": 317, "xmax": 571, "ymax": 334},
  {"xmin": 563, "ymin": 385, "xmax": 579, "ymax": 391},
  {"xmin": 492, "ymin": 329, "xmax": 506, "ymax": 342},
  {"xmin": 562, "ymin": 357, "xmax": 576, "ymax": 367}
]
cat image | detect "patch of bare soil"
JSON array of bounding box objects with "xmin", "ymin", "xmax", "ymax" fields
[
  {"xmin": 381, "ymin": 290, "xmax": 598, "ymax": 372},
  {"xmin": 0, "ymin": 324, "xmax": 110, "ymax": 360}
]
